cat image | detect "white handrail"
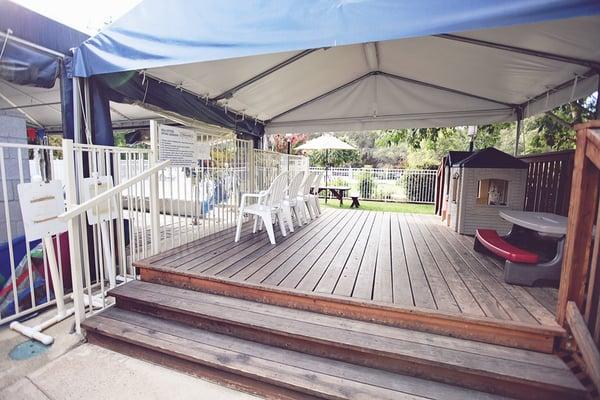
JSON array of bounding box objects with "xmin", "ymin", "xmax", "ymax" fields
[{"xmin": 59, "ymin": 160, "xmax": 171, "ymax": 222}]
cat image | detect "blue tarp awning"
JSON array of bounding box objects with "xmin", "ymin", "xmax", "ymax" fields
[{"xmin": 73, "ymin": 0, "xmax": 600, "ymax": 133}]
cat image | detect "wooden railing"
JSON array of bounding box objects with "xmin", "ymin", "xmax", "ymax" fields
[
  {"xmin": 557, "ymin": 121, "xmax": 600, "ymax": 391},
  {"xmin": 519, "ymin": 150, "xmax": 575, "ymax": 216}
]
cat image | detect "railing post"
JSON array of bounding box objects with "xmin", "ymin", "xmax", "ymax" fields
[
  {"xmin": 62, "ymin": 139, "xmax": 85, "ymax": 333},
  {"xmin": 557, "ymin": 124, "xmax": 600, "ymax": 325},
  {"xmin": 149, "ymin": 120, "xmax": 161, "ymax": 255}
]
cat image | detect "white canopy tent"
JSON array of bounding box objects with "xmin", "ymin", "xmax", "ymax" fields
[{"xmin": 141, "ymin": 16, "xmax": 600, "ymax": 136}]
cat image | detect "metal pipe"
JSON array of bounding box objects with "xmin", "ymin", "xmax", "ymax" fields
[
  {"xmin": 72, "ymin": 77, "xmax": 82, "ymax": 143},
  {"xmin": 594, "ymin": 70, "xmax": 600, "ymax": 119},
  {"xmin": 0, "ymin": 30, "xmax": 65, "ymax": 59},
  {"xmin": 0, "ymin": 102, "xmax": 61, "ymax": 111},
  {"xmin": 213, "ymin": 49, "xmax": 319, "ymax": 101},
  {"xmin": 436, "ymin": 34, "xmax": 600, "ymax": 70},
  {"xmin": 514, "ymin": 109, "xmax": 523, "ymax": 156}
]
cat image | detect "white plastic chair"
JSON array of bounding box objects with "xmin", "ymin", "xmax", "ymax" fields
[
  {"xmin": 235, "ymin": 172, "xmax": 289, "ymax": 245},
  {"xmin": 298, "ymin": 172, "xmax": 317, "ymax": 223},
  {"xmin": 310, "ymin": 172, "xmax": 323, "ymax": 216},
  {"xmin": 282, "ymin": 171, "xmax": 305, "ymax": 231}
]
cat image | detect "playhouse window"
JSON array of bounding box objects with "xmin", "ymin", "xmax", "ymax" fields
[{"xmin": 476, "ymin": 179, "xmax": 508, "ymax": 206}]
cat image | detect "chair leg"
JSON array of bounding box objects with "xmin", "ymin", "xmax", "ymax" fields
[
  {"xmin": 314, "ymin": 196, "xmax": 321, "ymax": 214},
  {"xmin": 305, "ymin": 200, "xmax": 315, "ymax": 220},
  {"xmin": 235, "ymin": 212, "xmax": 244, "ymax": 242},
  {"xmin": 283, "ymin": 206, "xmax": 294, "ymax": 232},
  {"xmin": 252, "ymin": 215, "xmax": 259, "ymax": 233},
  {"xmin": 277, "ymin": 210, "xmax": 287, "ymax": 237},
  {"xmin": 262, "ymin": 212, "xmax": 276, "ymax": 244},
  {"xmin": 292, "ymin": 206, "xmax": 303, "ymax": 226}
]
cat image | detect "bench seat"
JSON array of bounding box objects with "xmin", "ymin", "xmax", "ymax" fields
[{"xmin": 475, "ymin": 229, "xmax": 540, "ymax": 264}]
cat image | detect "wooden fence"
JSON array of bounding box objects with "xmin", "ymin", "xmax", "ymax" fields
[
  {"xmin": 556, "ymin": 121, "xmax": 600, "ymax": 391},
  {"xmin": 519, "ymin": 150, "xmax": 575, "ymax": 216}
]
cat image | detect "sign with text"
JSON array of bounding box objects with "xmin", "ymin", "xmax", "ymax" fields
[{"xmin": 159, "ymin": 125, "xmax": 197, "ymax": 167}]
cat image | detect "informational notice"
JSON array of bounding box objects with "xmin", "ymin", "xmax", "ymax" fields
[{"xmin": 159, "ymin": 125, "xmax": 197, "ymax": 167}]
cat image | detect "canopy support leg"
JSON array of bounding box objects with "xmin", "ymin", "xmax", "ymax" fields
[{"xmin": 514, "ymin": 108, "xmax": 523, "ymax": 156}]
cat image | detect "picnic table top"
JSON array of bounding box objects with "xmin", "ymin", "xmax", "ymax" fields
[
  {"xmin": 499, "ymin": 210, "xmax": 568, "ymax": 236},
  {"xmin": 317, "ymin": 186, "xmax": 351, "ymax": 190}
]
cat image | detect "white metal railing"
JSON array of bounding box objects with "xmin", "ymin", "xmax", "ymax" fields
[
  {"xmin": 309, "ymin": 167, "xmax": 437, "ymax": 203},
  {"xmin": 0, "ymin": 127, "xmax": 308, "ymax": 335}
]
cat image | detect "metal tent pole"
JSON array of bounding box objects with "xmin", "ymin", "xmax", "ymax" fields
[{"xmin": 514, "ymin": 108, "xmax": 523, "ymax": 156}]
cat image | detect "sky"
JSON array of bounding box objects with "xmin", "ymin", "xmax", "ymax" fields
[{"xmin": 12, "ymin": 0, "xmax": 142, "ymax": 34}]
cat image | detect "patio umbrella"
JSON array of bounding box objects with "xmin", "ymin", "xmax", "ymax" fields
[{"xmin": 296, "ymin": 135, "xmax": 356, "ymax": 187}]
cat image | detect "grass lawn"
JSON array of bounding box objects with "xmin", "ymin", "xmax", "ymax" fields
[{"xmin": 319, "ymin": 199, "xmax": 435, "ymax": 214}]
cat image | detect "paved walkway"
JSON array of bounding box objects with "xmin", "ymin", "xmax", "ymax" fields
[{"xmin": 0, "ymin": 343, "xmax": 261, "ymax": 400}]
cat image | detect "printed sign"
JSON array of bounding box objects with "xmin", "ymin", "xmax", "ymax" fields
[
  {"xmin": 82, "ymin": 175, "xmax": 118, "ymax": 225},
  {"xmin": 195, "ymin": 143, "xmax": 212, "ymax": 161},
  {"xmin": 159, "ymin": 125, "xmax": 197, "ymax": 167},
  {"xmin": 18, "ymin": 180, "xmax": 67, "ymax": 240}
]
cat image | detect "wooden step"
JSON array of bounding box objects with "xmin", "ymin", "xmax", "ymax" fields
[
  {"xmin": 107, "ymin": 281, "xmax": 586, "ymax": 400},
  {"xmin": 83, "ymin": 307, "xmax": 512, "ymax": 400}
]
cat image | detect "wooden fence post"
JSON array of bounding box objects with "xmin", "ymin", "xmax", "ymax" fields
[{"xmin": 557, "ymin": 123, "xmax": 600, "ymax": 325}]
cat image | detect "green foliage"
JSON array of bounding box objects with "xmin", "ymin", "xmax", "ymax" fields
[{"xmin": 356, "ymin": 170, "xmax": 376, "ymax": 199}]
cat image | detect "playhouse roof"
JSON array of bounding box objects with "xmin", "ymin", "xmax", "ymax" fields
[
  {"xmin": 447, "ymin": 151, "xmax": 473, "ymax": 166},
  {"xmin": 459, "ymin": 147, "xmax": 528, "ymax": 169}
]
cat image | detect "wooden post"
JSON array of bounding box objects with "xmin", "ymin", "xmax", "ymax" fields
[{"xmin": 557, "ymin": 122, "xmax": 600, "ymax": 325}]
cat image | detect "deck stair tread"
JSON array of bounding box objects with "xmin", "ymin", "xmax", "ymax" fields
[
  {"xmin": 84, "ymin": 307, "xmax": 511, "ymax": 400},
  {"xmin": 103, "ymin": 281, "xmax": 585, "ymax": 399}
]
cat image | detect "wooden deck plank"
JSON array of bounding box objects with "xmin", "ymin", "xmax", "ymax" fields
[
  {"xmin": 296, "ymin": 211, "xmax": 365, "ymax": 292},
  {"xmin": 159, "ymin": 224, "xmax": 256, "ymax": 269},
  {"xmin": 409, "ymin": 214, "xmax": 486, "ymax": 317},
  {"xmin": 333, "ymin": 212, "xmax": 377, "ymax": 297},
  {"xmin": 421, "ymin": 219, "xmax": 512, "ymax": 320},
  {"xmin": 373, "ymin": 213, "xmax": 394, "ymax": 303},
  {"xmin": 315, "ymin": 211, "xmax": 372, "ymax": 294},
  {"xmin": 449, "ymin": 227, "xmax": 558, "ymax": 326},
  {"xmin": 397, "ymin": 214, "xmax": 437, "ymax": 310},
  {"xmin": 89, "ymin": 308, "xmax": 513, "ymax": 400},
  {"xmin": 86, "ymin": 312, "xmax": 417, "ymax": 400},
  {"xmin": 404, "ymin": 214, "xmax": 460, "ymax": 313},
  {"xmin": 389, "ymin": 212, "xmax": 413, "ymax": 306},
  {"xmin": 254, "ymin": 211, "xmax": 349, "ymax": 284},
  {"xmin": 231, "ymin": 210, "xmax": 341, "ymax": 281},
  {"xmin": 118, "ymin": 281, "xmax": 566, "ymax": 369},
  {"xmin": 279, "ymin": 209, "xmax": 359, "ymax": 289},
  {"xmin": 263, "ymin": 210, "xmax": 356, "ymax": 286},
  {"xmin": 352, "ymin": 212, "xmax": 384, "ymax": 300},
  {"xmin": 431, "ymin": 221, "xmax": 540, "ymax": 324},
  {"xmin": 133, "ymin": 208, "xmax": 559, "ymax": 330}
]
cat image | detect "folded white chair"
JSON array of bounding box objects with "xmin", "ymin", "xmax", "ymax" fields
[
  {"xmin": 282, "ymin": 171, "xmax": 305, "ymax": 232},
  {"xmin": 310, "ymin": 172, "xmax": 323, "ymax": 216},
  {"xmin": 298, "ymin": 171, "xmax": 317, "ymax": 223},
  {"xmin": 235, "ymin": 172, "xmax": 289, "ymax": 245}
]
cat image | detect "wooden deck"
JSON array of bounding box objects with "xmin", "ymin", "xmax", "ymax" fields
[{"xmin": 135, "ymin": 208, "xmax": 564, "ymax": 351}]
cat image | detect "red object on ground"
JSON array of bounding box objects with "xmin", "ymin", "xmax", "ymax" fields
[{"xmin": 475, "ymin": 229, "xmax": 540, "ymax": 264}]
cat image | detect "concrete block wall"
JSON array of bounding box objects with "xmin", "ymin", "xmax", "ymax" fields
[{"xmin": 0, "ymin": 113, "xmax": 30, "ymax": 243}]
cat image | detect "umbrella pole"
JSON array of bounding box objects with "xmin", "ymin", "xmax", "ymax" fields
[{"xmin": 325, "ymin": 149, "xmax": 329, "ymax": 203}]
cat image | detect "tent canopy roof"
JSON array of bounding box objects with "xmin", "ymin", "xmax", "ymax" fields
[{"xmin": 73, "ymin": 0, "xmax": 600, "ymax": 134}]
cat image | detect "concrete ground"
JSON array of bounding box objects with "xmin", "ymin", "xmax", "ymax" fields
[
  {"xmin": 1, "ymin": 344, "xmax": 261, "ymax": 400},
  {"xmin": 1, "ymin": 309, "xmax": 260, "ymax": 400}
]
